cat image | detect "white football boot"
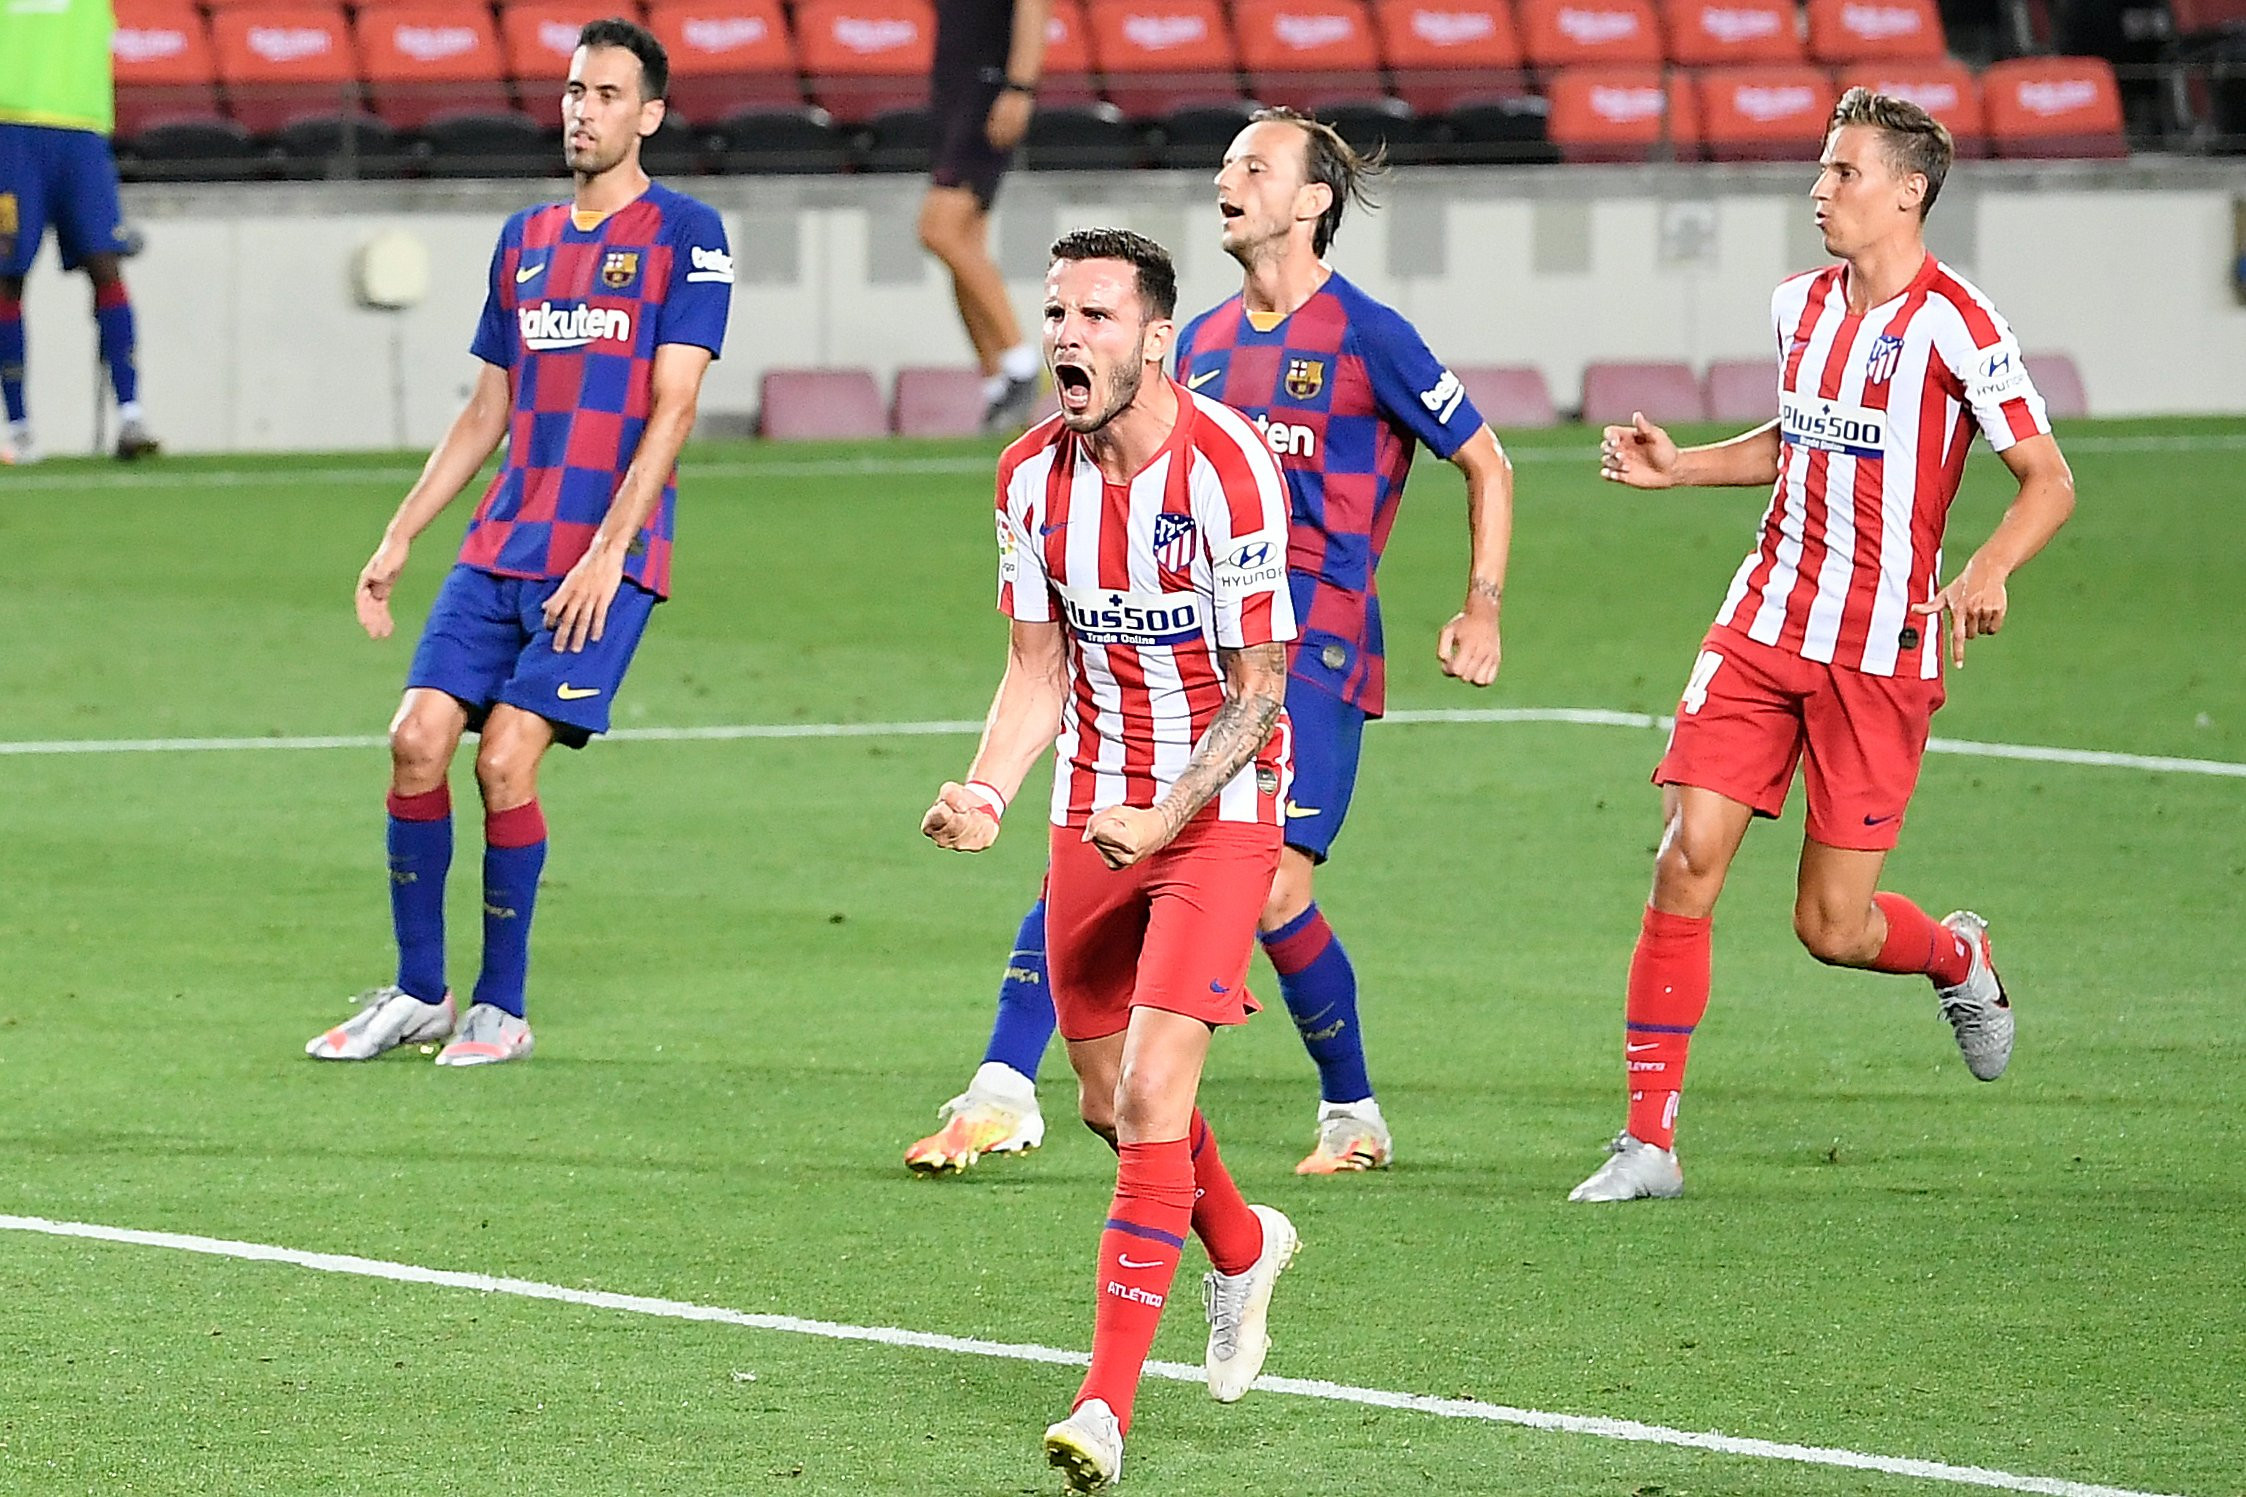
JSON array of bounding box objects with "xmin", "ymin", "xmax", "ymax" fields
[
  {"xmin": 306, "ymin": 986, "xmax": 456, "ymax": 1060},
  {"xmin": 1043, "ymin": 1398, "xmax": 1123, "ymax": 1491},
  {"xmin": 1203, "ymin": 1204, "xmax": 1300, "ymax": 1402},
  {"xmin": 1935, "ymin": 910, "xmax": 2013, "ymax": 1080},
  {"xmin": 1295, "ymin": 1098, "xmax": 1394, "ymax": 1174},
  {"xmin": 434, "ymin": 1002, "xmax": 534, "ymax": 1066},
  {"xmin": 1568, "ymin": 1131, "xmax": 1684, "ymax": 1202},
  {"xmin": 1, "ymin": 423, "xmax": 40, "ymax": 466},
  {"xmin": 904, "ymin": 1063, "xmax": 1045, "ymax": 1175}
]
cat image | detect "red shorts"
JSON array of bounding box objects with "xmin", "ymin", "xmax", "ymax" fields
[
  {"xmin": 1044, "ymin": 816, "xmax": 1282, "ymax": 1043},
  {"xmin": 1653, "ymin": 624, "xmax": 1946, "ymax": 852}
]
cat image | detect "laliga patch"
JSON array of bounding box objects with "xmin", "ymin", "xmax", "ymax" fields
[
  {"xmin": 1967, "ymin": 342, "xmax": 2031, "ymax": 406},
  {"xmin": 996, "ymin": 510, "xmax": 1019, "ymax": 583},
  {"xmin": 1779, "ymin": 392, "xmax": 1885, "ymax": 459}
]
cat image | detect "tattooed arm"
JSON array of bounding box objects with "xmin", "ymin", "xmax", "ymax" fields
[{"xmin": 1082, "ymin": 640, "xmax": 1289, "ymax": 870}]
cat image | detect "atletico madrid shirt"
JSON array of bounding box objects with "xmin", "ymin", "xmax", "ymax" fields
[
  {"xmin": 1174, "ymin": 272, "xmax": 1485, "ymax": 716},
  {"xmin": 463, "ymin": 181, "xmax": 733, "ymax": 600}
]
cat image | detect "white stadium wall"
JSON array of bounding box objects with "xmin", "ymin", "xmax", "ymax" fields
[{"xmin": 13, "ymin": 161, "xmax": 2246, "ymax": 455}]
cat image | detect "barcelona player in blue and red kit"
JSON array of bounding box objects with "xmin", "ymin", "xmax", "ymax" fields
[
  {"xmin": 306, "ymin": 19, "xmax": 731, "ymax": 1068},
  {"xmin": 905, "ymin": 109, "xmax": 1516, "ymax": 1177}
]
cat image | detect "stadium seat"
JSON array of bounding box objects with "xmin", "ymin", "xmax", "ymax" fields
[
  {"xmin": 1580, "ymin": 360, "xmax": 1707, "ymax": 424},
  {"xmin": 356, "ymin": 4, "xmax": 517, "ymax": 133},
  {"xmin": 891, "ymin": 367, "xmax": 987, "ymax": 436},
  {"xmin": 1038, "ymin": 0, "xmax": 1103, "ymax": 108},
  {"xmin": 1518, "ymin": 0, "xmax": 1663, "ymax": 69},
  {"xmin": 711, "ymin": 105, "xmax": 852, "ymax": 171},
  {"xmin": 420, "ymin": 112, "xmax": 560, "ymax": 175},
  {"xmin": 651, "ymin": 0, "xmax": 804, "ymax": 122},
  {"xmin": 1702, "ymin": 356, "xmax": 1775, "ymax": 422},
  {"xmin": 1836, "ymin": 61, "xmax": 1983, "ymax": 155},
  {"xmin": 1544, "ymin": 66, "xmax": 1697, "ymax": 159},
  {"xmin": 1144, "ymin": 98, "xmax": 1259, "ymax": 165},
  {"xmin": 111, "ymin": 0, "xmax": 229, "ymax": 140},
  {"xmin": 1982, "ymin": 56, "xmax": 2128, "ymax": 157},
  {"xmin": 1086, "ymin": 0, "xmax": 1243, "ymax": 120},
  {"xmin": 1453, "ymin": 365, "xmax": 1558, "ymax": 428},
  {"xmin": 795, "ymin": 0, "xmax": 937, "ymax": 124},
  {"xmin": 1233, "ymin": 0, "xmax": 1390, "ymax": 110},
  {"xmin": 209, "ymin": 4, "xmax": 360, "ymax": 135},
  {"xmin": 760, "ymin": 369, "xmax": 889, "ymax": 439},
  {"xmin": 499, "ymin": 4, "xmax": 628, "ymax": 89},
  {"xmin": 860, "ymin": 106, "xmax": 937, "ymax": 170},
  {"xmin": 1695, "ymin": 65, "xmax": 1835, "ymax": 160},
  {"xmin": 1021, "ymin": 102, "xmax": 1145, "ymax": 169},
  {"xmin": 1373, "ymin": 0, "xmax": 1528, "ymax": 115},
  {"xmin": 1804, "ymin": 0, "xmax": 1946, "ymax": 63},
  {"xmin": 2023, "ymin": 351, "xmax": 2089, "ymax": 418},
  {"xmin": 270, "ymin": 113, "xmax": 411, "ymax": 178},
  {"xmin": 1423, "ymin": 92, "xmax": 1556, "ymax": 161},
  {"xmin": 1662, "ymin": 0, "xmax": 1805, "ymax": 66},
  {"xmin": 1315, "ymin": 96, "xmax": 1418, "ymax": 155},
  {"xmin": 2167, "ymin": 0, "xmax": 2246, "ymax": 34}
]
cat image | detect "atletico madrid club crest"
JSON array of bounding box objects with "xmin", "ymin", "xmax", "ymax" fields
[
  {"xmin": 1152, "ymin": 512, "xmax": 1198, "ymax": 572},
  {"xmin": 600, "ymin": 251, "xmax": 640, "ymax": 290},
  {"xmin": 1283, "ymin": 357, "xmax": 1326, "ymax": 400},
  {"xmin": 1863, "ymin": 332, "xmax": 1905, "ymax": 386}
]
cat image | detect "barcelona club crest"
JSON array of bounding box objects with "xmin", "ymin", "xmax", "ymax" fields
[
  {"xmin": 600, "ymin": 251, "xmax": 641, "ymax": 290},
  {"xmin": 1863, "ymin": 332, "xmax": 1904, "ymax": 386},
  {"xmin": 1152, "ymin": 512, "xmax": 1198, "ymax": 572},
  {"xmin": 1283, "ymin": 357, "xmax": 1326, "ymax": 401}
]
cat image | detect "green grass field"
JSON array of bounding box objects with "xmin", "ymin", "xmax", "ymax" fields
[{"xmin": 1, "ymin": 421, "xmax": 2241, "ymax": 1497}]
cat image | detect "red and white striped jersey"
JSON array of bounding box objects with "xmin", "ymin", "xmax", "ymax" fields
[
  {"xmin": 996, "ymin": 383, "xmax": 1298, "ymax": 828},
  {"xmin": 1714, "ymin": 253, "xmax": 2051, "ymax": 678}
]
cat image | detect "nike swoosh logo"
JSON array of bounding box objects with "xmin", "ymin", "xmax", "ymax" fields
[
  {"xmin": 1187, "ymin": 368, "xmax": 1222, "ymax": 390},
  {"xmin": 1283, "ymin": 801, "xmax": 1321, "ymax": 819},
  {"xmin": 556, "ymin": 684, "xmax": 601, "ymax": 700},
  {"xmin": 1626, "ymin": 1042, "xmax": 1659, "ymax": 1053},
  {"xmin": 1862, "ymin": 812, "xmax": 1900, "ymax": 826},
  {"xmin": 1039, "ymin": 522, "xmax": 1067, "ymax": 536},
  {"xmin": 515, "ymin": 263, "xmax": 545, "ymax": 284},
  {"xmin": 1117, "ymin": 1255, "xmax": 1163, "ymax": 1270}
]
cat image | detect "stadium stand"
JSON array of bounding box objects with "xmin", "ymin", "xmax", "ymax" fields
[
  {"xmin": 794, "ymin": 0, "xmax": 935, "ymax": 125},
  {"xmin": 1519, "ymin": 0, "xmax": 1665, "ymax": 69},
  {"xmin": 1374, "ymin": 0, "xmax": 1529, "ymax": 114},
  {"xmin": 1037, "ymin": 0, "xmax": 1103, "ymax": 107},
  {"xmin": 1804, "ymin": 0, "xmax": 1947, "ymax": 63},
  {"xmin": 651, "ymin": 0, "xmax": 802, "ymax": 121},
  {"xmin": 1454, "ymin": 365, "xmax": 1559, "ymax": 427},
  {"xmin": 760, "ymin": 369, "xmax": 889, "ymax": 438},
  {"xmin": 499, "ymin": 2, "xmax": 625, "ymax": 86},
  {"xmin": 1661, "ymin": 0, "xmax": 1806, "ymax": 66},
  {"xmin": 1545, "ymin": 66, "xmax": 1696, "ymax": 159},
  {"xmin": 2023, "ymin": 351, "xmax": 2089, "ymax": 417},
  {"xmin": 209, "ymin": 4, "xmax": 360, "ymax": 134},
  {"xmin": 1837, "ymin": 60, "xmax": 1985, "ymax": 153},
  {"xmin": 1695, "ymin": 64, "xmax": 1836, "ymax": 159},
  {"xmin": 111, "ymin": 0, "xmax": 259, "ymax": 176},
  {"xmin": 1087, "ymin": 0, "xmax": 1243, "ymax": 120},
  {"xmin": 890, "ymin": 367, "xmax": 987, "ymax": 435},
  {"xmin": 1233, "ymin": 0, "xmax": 1391, "ymax": 111},
  {"xmin": 355, "ymin": 4, "xmax": 516, "ymax": 131},
  {"xmin": 1982, "ymin": 56, "xmax": 2128, "ymax": 156},
  {"xmin": 1702, "ymin": 356, "xmax": 1776, "ymax": 421},
  {"xmin": 1580, "ymin": 360, "xmax": 1708, "ymax": 423}
]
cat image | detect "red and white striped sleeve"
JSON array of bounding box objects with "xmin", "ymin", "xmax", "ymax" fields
[
  {"xmin": 994, "ymin": 452, "xmax": 1052, "ymax": 623},
  {"xmin": 1929, "ymin": 269, "xmax": 2051, "ymax": 453},
  {"xmin": 1188, "ymin": 394, "xmax": 1296, "ymax": 650}
]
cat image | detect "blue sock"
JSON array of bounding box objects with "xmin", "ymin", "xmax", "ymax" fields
[
  {"xmin": 0, "ymin": 292, "xmax": 25, "ymax": 425},
  {"xmin": 474, "ymin": 801, "xmax": 547, "ymax": 1019},
  {"xmin": 93, "ymin": 282, "xmax": 138, "ymax": 408},
  {"xmin": 980, "ymin": 897, "xmax": 1055, "ymax": 1080},
  {"xmin": 1260, "ymin": 904, "xmax": 1373, "ymax": 1104},
  {"xmin": 386, "ymin": 786, "xmax": 452, "ymax": 1004}
]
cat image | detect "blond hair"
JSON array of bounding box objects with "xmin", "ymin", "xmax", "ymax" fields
[
  {"xmin": 1829, "ymin": 87, "xmax": 1954, "ymax": 217},
  {"xmin": 1248, "ymin": 106, "xmax": 1386, "ymax": 255}
]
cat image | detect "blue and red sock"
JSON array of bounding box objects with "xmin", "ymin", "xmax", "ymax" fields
[
  {"xmin": 0, "ymin": 293, "xmax": 26, "ymax": 426},
  {"xmin": 473, "ymin": 800, "xmax": 547, "ymax": 1018},
  {"xmin": 386, "ymin": 784, "xmax": 452, "ymax": 1004},
  {"xmin": 1260, "ymin": 904, "xmax": 1373, "ymax": 1104},
  {"xmin": 92, "ymin": 281, "xmax": 138, "ymax": 411},
  {"xmin": 980, "ymin": 896, "xmax": 1055, "ymax": 1081}
]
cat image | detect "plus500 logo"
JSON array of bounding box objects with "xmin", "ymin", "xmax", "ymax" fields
[
  {"xmin": 1055, "ymin": 584, "xmax": 1203, "ymax": 646},
  {"xmin": 1780, "ymin": 393, "xmax": 1885, "ymax": 458}
]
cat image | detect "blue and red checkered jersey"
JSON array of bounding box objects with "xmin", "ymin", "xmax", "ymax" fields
[
  {"xmin": 1174, "ymin": 272, "xmax": 1483, "ymax": 716},
  {"xmin": 461, "ymin": 181, "xmax": 732, "ymax": 599}
]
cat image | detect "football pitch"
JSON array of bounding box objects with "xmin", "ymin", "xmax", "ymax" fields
[{"xmin": 2, "ymin": 420, "xmax": 2240, "ymax": 1497}]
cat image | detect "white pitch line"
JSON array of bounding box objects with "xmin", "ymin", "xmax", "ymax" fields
[
  {"xmin": 6, "ymin": 429, "xmax": 2237, "ymax": 491},
  {"xmin": 1, "ymin": 706, "xmax": 2240, "ymax": 781},
  {"xmin": 0, "ymin": 1213, "xmax": 2183, "ymax": 1497}
]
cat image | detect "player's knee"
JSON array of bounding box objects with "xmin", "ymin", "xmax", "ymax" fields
[
  {"xmin": 388, "ymin": 716, "xmax": 452, "ymax": 781},
  {"xmin": 1651, "ymin": 835, "xmax": 1723, "ymax": 915},
  {"xmin": 1079, "ymin": 1114, "xmax": 1118, "ymax": 1149},
  {"xmin": 916, "ymin": 203, "xmax": 963, "ymax": 260},
  {"xmin": 472, "ymin": 738, "xmax": 537, "ymax": 803},
  {"xmin": 1792, "ymin": 901, "xmax": 1866, "ymax": 965}
]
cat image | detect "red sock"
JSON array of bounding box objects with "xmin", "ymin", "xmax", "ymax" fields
[
  {"xmin": 1623, "ymin": 907, "xmax": 1711, "ymax": 1150},
  {"xmin": 1188, "ymin": 1110, "xmax": 1262, "ymax": 1276},
  {"xmin": 1076, "ymin": 1138, "xmax": 1194, "ymax": 1433},
  {"xmin": 1870, "ymin": 893, "xmax": 1972, "ymax": 987}
]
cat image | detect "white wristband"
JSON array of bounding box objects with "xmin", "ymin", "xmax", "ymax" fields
[{"xmin": 962, "ymin": 780, "xmax": 1008, "ymax": 820}]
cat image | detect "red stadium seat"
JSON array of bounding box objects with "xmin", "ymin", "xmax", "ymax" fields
[
  {"xmin": 2167, "ymin": 0, "xmax": 2246, "ymax": 34},
  {"xmin": 1085, "ymin": 0, "xmax": 1242, "ymax": 119},
  {"xmin": 1804, "ymin": 0, "xmax": 1945, "ymax": 63},
  {"xmin": 1702, "ymin": 356, "xmax": 1775, "ymax": 422},
  {"xmin": 1544, "ymin": 66, "xmax": 1697, "ymax": 159},
  {"xmin": 357, "ymin": 4, "xmax": 515, "ymax": 131},
  {"xmin": 209, "ymin": 5, "xmax": 361, "ymax": 133},
  {"xmin": 795, "ymin": 0, "xmax": 937, "ymax": 124},
  {"xmin": 1581, "ymin": 360, "xmax": 1707, "ymax": 425},
  {"xmin": 1695, "ymin": 64, "xmax": 1835, "ymax": 160},
  {"xmin": 111, "ymin": 0, "xmax": 224, "ymax": 137},
  {"xmin": 1662, "ymin": 0, "xmax": 1803, "ymax": 66},
  {"xmin": 891, "ymin": 367, "xmax": 988, "ymax": 436},
  {"xmin": 1039, "ymin": 0, "xmax": 1103, "ymax": 108},
  {"xmin": 761, "ymin": 369, "xmax": 890, "ymax": 439},
  {"xmin": 1373, "ymin": 0, "xmax": 1527, "ymax": 115},
  {"xmin": 651, "ymin": 0, "xmax": 803, "ymax": 121},
  {"xmin": 2023, "ymin": 352, "xmax": 2088, "ymax": 419},
  {"xmin": 1836, "ymin": 61, "xmax": 1983, "ymax": 154},
  {"xmin": 500, "ymin": 4, "xmax": 641, "ymax": 85},
  {"xmin": 1453, "ymin": 365, "xmax": 1557, "ymax": 428},
  {"xmin": 1233, "ymin": 0, "xmax": 1388, "ymax": 110},
  {"xmin": 1982, "ymin": 57, "xmax": 2127, "ymax": 158},
  {"xmin": 1518, "ymin": 0, "xmax": 1662, "ymax": 69}
]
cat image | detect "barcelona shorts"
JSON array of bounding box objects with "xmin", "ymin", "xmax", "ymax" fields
[
  {"xmin": 1044, "ymin": 816, "xmax": 1283, "ymax": 1043},
  {"xmin": 0, "ymin": 123, "xmax": 129, "ymax": 278},
  {"xmin": 1275, "ymin": 676, "xmax": 1367, "ymax": 862},
  {"xmin": 1653, "ymin": 623, "xmax": 1947, "ymax": 852},
  {"xmin": 406, "ymin": 565, "xmax": 656, "ymax": 749}
]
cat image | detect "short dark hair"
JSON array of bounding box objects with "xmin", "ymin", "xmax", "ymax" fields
[
  {"xmin": 1248, "ymin": 106, "xmax": 1386, "ymax": 256},
  {"xmin": 577, "ymin": 17, "xmax": 669, "ymax": 102},
  {"xmin": 1048, "ymin": 228, "xmax": 1177, "ymax": 321},
  {"xmin": 1828, "ymin": 87, "xmax": 1952, "ymax": 217}
]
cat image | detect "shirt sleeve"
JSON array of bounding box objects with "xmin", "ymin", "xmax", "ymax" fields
[
  {"xmin": 469, "ymin": 226, "xmax": 514, "ymax": 369},
  {"xmin": 655, "ymin": 202, "xmax": 733, "ymax": 357},
  {"xmin": 1936, "ymin": 299, "xmax": 2050, "ymax": 453},
  {"xmin": 996, "ymin": 470, "xmax": 1052, "ymax": 622},
  {"xmin": 1196, "ymin": 413, "xmax": 1297, "ymax": 649},
  {"xmin": 1353, "ymin": 299, "xmax": 1485, "ymax": 459}
]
